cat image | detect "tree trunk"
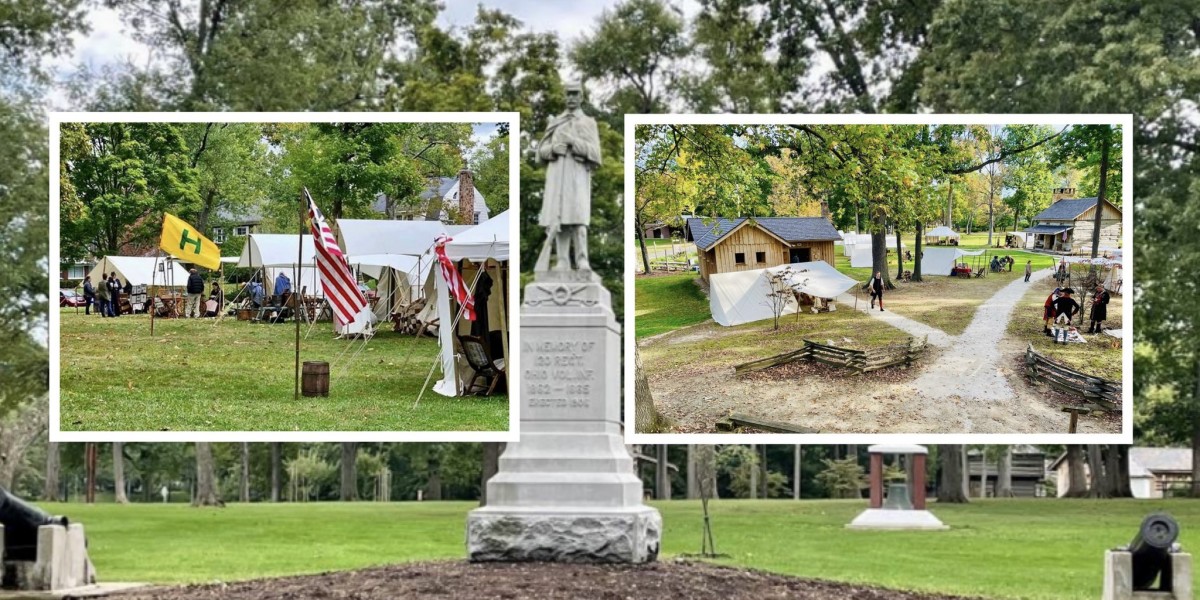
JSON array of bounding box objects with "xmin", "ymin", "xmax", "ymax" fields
[
  {"xmin": 634, "ymin": 346, "xmax": 667, "ymax": 432},
  {"xmin": 1091, "ymin": 127, "xmax": 1110, "ymax": 259},
  {"xmin": 656, "ymin": 444, "xmax": 670, "ymax": 500},
  {"xmin": 426, "ymin": 452, "xmax": 443, "ymax": 501},
  {"xmin": 793, "ymin": 445, "xmax": 801, "ymax": 500},
  {"xmin": 960, "ymin": 446, "xmax": 970, "ymax": 498},
  {"xmin": 748, "ymin": 444, "xmax": 758, "ymax": 499},
  {"xmin": 996, "ymin": 446, "xmax": 1013, "ymax": 498},
  {"xmin": 270, "ymin": 443, "xmax": 282, "ymax": 502},
  {"xmin": 977, "ymin": 450, "xmax": 987, "ymax": 498},
  {"xmin": 759, "ymin": 444, "xmax": 768, "ymax": 499},
  {"xmin": 1115, "ymin": 445, "xmax": 1133, "ymax": 498},
  {"xmin": 912, "ymin": 223, "xmax": 924, "ymax": 281},
  {"xmin": 192, "ymin": 442, "xmax": 222, "ymax": 507},
  {"xmin": 113, "ymin": 442, "xmax": 129, "ymax": 504},
  {"xmin": 340, "ymin": 442, "xmax": 358, "ymax": 501},
  {"xmin": 870, "ymin": 220, "xmax": 893, "ymax": 289},
  {"xmin": 44, "ymin": 442, "xmax": 60, "ymax": 501},
  {"xmin": 240, "ymin": 442, "xmax": 250, "ymax": 503},
  {"xmin": 1104, "ymin": 444, "xmax": 1123, "ymax": 498},
  {"xmin": 635, "ymin": 216, "xmax": 652, "ymax": 274},
  {"xmin": 687, "ymin": 445, "xmax": 699, "ymax": 499},
  {"xmin": 894, "ymin": 225, "xmax": 904, "ymax": 281},
  {"xmin": 480, "ymin": 442, "xmax": 503, "ymax": 506},
  {"xmin": 946, "ymin": 179, "xmax": 953, "ymax": 226},
  {"xmin": 937, "ymin": 445, "xmax": 968, "ymax": 503},
  {"xmin": 1065, "ymin": 445, "xmax": 1088, "ymax": 498},
  {"xmin": 1087, "ymin": 444, "xmax": 1109, "ymax": 498}
]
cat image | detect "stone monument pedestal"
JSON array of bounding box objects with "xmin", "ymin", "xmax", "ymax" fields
[
  {"xmin": 1, "ymin": 523, "xmax": 97, "ymax": 591},
  {"xmin": 467, "ymin": 278, "xmax": 661, "ymax": 563},
  {"xmin": 1103, "ymin": 549, "xmax": 1193, "ymax": 600}
]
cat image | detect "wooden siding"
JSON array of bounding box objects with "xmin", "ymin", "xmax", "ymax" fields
[{"xmin": 700, "ymin": 222, "xmax": 838, "ymax": 281}]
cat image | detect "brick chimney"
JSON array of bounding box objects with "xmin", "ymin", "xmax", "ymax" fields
[
  {"xmin": 457, "ymin": 169, "xmax": 475, "ymax": 224},
  {"xmin": 1051, "ymin": 187, "xmax": 1076, "ymax": 203}
]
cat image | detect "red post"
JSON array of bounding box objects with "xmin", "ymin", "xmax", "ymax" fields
[
  {"xmin": 869, "ymin": 452, "xmax": 883, "ymax": 509},
  {"xmin": 912, "ymin": 453, "xmax": 927, "ymax": 510}
]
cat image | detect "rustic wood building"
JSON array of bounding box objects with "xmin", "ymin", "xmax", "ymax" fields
[
  {"xmin": 1024, "ymin": 187, "xmax": 1122, "ymax": 254},
  {"xmin": 966, "ymin": 446, "xmax": 1047, "ymax": 497},
  {"xmin": 685, "ymin": 217, "xmax": 841, "ymax": 282}
]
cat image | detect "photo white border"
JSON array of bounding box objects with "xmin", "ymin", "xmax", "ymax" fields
[
  {"xmin": 50, "ymin": 111, "xmax": 521, "ymax": 443},
  {"xmin": 624, "ymin": 113, "xmax": 1135, "ymax": 445}
]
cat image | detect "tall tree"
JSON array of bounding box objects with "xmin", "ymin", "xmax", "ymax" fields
[
  {"xmin": 936, "ymin": 445, "xmax": 967, "ymax": 503},
  {"xmin": 43, "ymin": 442, "xmax": 60, "ymax": 501},
  {"xmin": 340, "ymin": 442, "xmax": 358, "ymax": 501},
  {"xmin": 192, "ymin": 442, "xmax": 222, "ymax": 507},
  {"xmin": 113, "ymin": 442, "xmax": 128, "ymax": 504}
]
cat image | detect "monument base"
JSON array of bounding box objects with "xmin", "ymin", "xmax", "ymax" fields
[
  {"xmin": 0, "ymin": 523, "xmax": 97, "ymax": 591},
  {"xmin": 845, "ymin": 509, "xmax": 949, "ymax": 531},
  {"xmin": 467, "ymin": 506, "xmax": 661, "ymax": 564},
  {"xmin": 1103, "ymin": 549, "xmax": 1193, "ymax": 600}
]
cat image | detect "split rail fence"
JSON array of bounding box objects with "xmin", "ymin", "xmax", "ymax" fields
[
  {"xmin": 734, "ymin": 336, "xmax": 927, "ymax": 376},
  {"xmin": 1024, "ymin": 344, "xmax": 1119, "ymax": 410}
]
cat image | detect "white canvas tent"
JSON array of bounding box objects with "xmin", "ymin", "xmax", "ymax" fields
[
  {"xmin": 88, "ymin": 256, "xmax": 190, "ymax": 287},
  {"xmin": 918, "ymin": 247, "xmax": 986, "ymax": 276},
  {"xmin": 337, "ymin": 219, "xmax": 449, "ymax": 258},
  {"xmin": 709, "ymin": 261, "xmax": 858, "ymax": 327},
  {"xmin": 236, "ymin": 233, "xmax": 323, "ymax": 297},
  {"xmin": 845, "ymin": 233, "xmax": 905, "ymax": 262},
  {"xmin": 925, "ymin": 226, "xmax": 960, "ymax": 243},
  {"xmin": 433, "ymin": 210, "xmax": 511, "ymax": 397},
  {"xmin": 850, "ymin": 244, "xmax": 874, "ymax": 268}
]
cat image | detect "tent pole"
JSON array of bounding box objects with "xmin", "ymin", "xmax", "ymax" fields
[
  {"xmin": 490, "ymin": 258, "xmax": 508, "ymax": 369},
  {"xmin": 150, "ymin": 252, "xmax": 159, "ymax": 336},
  {"xmin": 295, "ymin": 192, "xmax": 304, "ymax": 401}
]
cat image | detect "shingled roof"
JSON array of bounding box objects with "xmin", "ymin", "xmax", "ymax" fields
[
  {"xmin": 1031, "ymin": 197, "xmax": 1117, "ymax": 221},
  {"xmin": 686, "ymin": 217, "xmax": 842, "ymax": 251}
]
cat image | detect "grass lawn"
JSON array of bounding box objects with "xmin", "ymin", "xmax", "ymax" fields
[
  {"xmin": 58, "ymin": 311, "xmax": 508, "ymax": 432},
  {"xmin": 634, "ymin": 273, "xmax": 711, "ymax": 339},
  {"xmin": 1007, "ymin": 277, "xmax": 1124, "ymax": 381},
  {"xmin": 53, "ymin": 498, "xmax": 1198, "ymax": 600}
]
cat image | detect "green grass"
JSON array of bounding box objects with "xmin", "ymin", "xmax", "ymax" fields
[
  {"xmin": 58, "ymin": 311, "xmax": 508, "ymax": 432},
  {"xmin": 49, "ymin": 499, "xmax": 1200, "ymax": 599},
  {"xmin": 634, "ymin": 273, "xmax": 711, "ymax": 339},
  {"xmin": 1008, "ymin": 278, "xmax": 1123, "ymax": 381}
]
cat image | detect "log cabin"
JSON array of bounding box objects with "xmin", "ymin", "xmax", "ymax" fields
[
  {"xmin": 1024, "ymin": 187, "xmax": 1122, "ymax": 253},
  {"xmin": 685, "ymin": 217, "xmax": 842, "ymax": 282}
]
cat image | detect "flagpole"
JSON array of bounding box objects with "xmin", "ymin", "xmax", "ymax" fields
[
  {"xmin": 295, "ymin": 190, "xmax": 305, "ymax": 401},
  {"xmin": 150, "ymin": 251, "xmax": 159, "ymax": 336}
]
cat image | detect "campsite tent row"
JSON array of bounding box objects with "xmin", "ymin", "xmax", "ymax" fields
[{"xmin": 87, "ymin": 256, "xmax": 191, "ymax": 288}]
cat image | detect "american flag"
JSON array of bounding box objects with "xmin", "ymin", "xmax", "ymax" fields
[
  {"xmin": 434, "ymin": 234, "xmax": 475, "ymax": 321},
  {"xmin": 304, "ymin": 188, "xmax": 367, "ymax": 327}
]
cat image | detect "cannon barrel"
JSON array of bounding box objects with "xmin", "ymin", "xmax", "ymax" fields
[
  {"xmin": 0, "ymin": 486, "xmax": 68, "ymax": 562},
  {"xmin": 1129, "ymin": 513, "xmax": 1179, "ymax": 590}
]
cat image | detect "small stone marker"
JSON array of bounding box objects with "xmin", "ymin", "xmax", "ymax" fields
[
  {"xmin": 0, "ymin": 487, "xmax": 97, "ymax": 591},
  {"xmin": 1103, "ymin": 514, "xmax": 1192, "ymax": 600},
  {"xmin": 466, "ymin": 81, "xmax": 661, "ymax": 564}
]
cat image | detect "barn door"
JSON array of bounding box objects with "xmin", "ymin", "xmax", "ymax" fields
[{"xmin": 789, "ymin": 248, "xmax": 811, "ymax": 263}]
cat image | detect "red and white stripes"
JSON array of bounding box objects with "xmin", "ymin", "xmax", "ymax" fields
[
  {"xmin": 304, "ymin": 189, "xmax": 367, "ymax": 327},
  {"xmin": 434, "ymin": 234, "xmax": 476, "ymax": 322}
]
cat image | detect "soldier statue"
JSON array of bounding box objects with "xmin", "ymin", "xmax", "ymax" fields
[{"xmin": 535, "ymin": 81, "xmax": 602, "ymax": 274}]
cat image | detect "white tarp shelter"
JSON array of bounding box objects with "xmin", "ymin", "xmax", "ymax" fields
[
  {"xmin": 845, "ymin": 233, "xmax": 906, "ymax": 262},
  {"xmin": 918, "ymin": 247, "xmax": 986, "ymax": 276},
  {"xmin": 925, "ymin": 226, "xmax": 960, "ymax": 242},
  {"xmin": 709, "ymin": 261, "xmax": 857, "ymax": 327},
  {"xmin": 88, "ymin": 256, "xmax": 190, "ymax": 287},
  {"xmin": 433, "ymin": 210, "xmax": 512, "ymax": 397}
]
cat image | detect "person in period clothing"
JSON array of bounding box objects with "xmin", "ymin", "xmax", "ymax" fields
[
  {"xmin": 274, "ymin": 271, "xmax": 291, "ymax": 307},
  {"xmin": 247, "ymin": 279, "xmax": 265, "ymax": 309},
  {"xmin": 208, "ymin": 281, "xmax": 224, "ymax": 317},
  {"xmin": 1051, "ymin": 288, "xmax": 1081, "ymax": 344},
  {"xmin": 535, "ymin": 81, "xmax": 603, "ymax": 273},
  {"xmin": 185, "ymin": 268, "xmax": 205, "ymax": 318},
  {"xmin": 108, "ymin": 272, "xmax": 122, "ymax": 317},
  {"xmin": 1042, "ymin": 287, "xmax": 1061, "ymax": 336},
  {"xmin": 96, "ymin": 274, "xmax": 110, "ymax": 317},
  {"xmin": 1024, "ymin": 260, "xmax": 1033, "ymax": 283},
  {"xmin": 1088, "ymin": 284, "xmax": 1110, "ymax": 334},
  {"xmin": 82, "ymin": 277, "xmax": 95, "ymax": 315},
  {"xmin": 865, "ymin": 271, "xmax": 885, "ymax": 311}
]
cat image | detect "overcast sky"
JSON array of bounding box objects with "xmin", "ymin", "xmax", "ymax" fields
[{"xmin": 60, "ymin": 2, "xmax": 700, "ymax": 84}]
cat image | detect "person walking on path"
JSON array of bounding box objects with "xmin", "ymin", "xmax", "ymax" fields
[
  {"xmin": 185, "ymin": 268, "xmax": 205, "ymax": 318},
  {"xmin": 95, "ymin": 274, "xmax": 110, "ymax": 317},
  {"xmin": 865, "ymin": 271, "xmax": 885, "ymax": 311},
  {"xmin": 1087, "ymin": 284, "xmax": 1110, "ymax": 334},
  {"xmin": 107, "ymin": 272, "xmax": 122, "ymax": 317},
  {"xmin": 82, "ymin": 277, "xmax": 95, "ymax": 315},
  {"xmin": 1024, "ymin": 260, "xmax": 1033, "ymax": 282}
]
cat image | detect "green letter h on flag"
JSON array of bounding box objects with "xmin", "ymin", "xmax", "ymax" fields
[{"xmin": 180, "ymin": 229, "xmax": 202, "ymax": 255}]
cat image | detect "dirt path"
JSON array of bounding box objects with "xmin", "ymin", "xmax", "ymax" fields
[
  {"xmin": 835, "ymin": 292, "xmax": 954, "ymax": 347},
  {"xmin": 649, "ymin": 267, "xmax": 1117, "ymax": 433}
]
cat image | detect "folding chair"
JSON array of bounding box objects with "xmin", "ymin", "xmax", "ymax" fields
[{"xmin": 458, "ymin": 334, "xmax": 506, "ymax": 396}]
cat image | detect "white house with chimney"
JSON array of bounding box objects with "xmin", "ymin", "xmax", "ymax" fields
[{"xmin": 373, "ymin": 169, "xmax": 490, "ymax": 224}]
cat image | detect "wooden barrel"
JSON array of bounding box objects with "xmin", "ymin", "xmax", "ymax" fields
[
  {"xmin": 236, "ymin": 308, "xmax": 252, "ymax": 321},
  {"xmin": 301, "ymin": 361, "xmax": 330, "ymax": 397}
]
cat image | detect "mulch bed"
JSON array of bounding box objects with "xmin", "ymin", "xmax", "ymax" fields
[{"xmin": 99, "ymin": 560, "xmax": 983, "ymax": 600}]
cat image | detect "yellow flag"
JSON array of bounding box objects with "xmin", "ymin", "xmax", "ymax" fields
[{"xmin": 159, "ymin": 213, "xmax": 221, "ymax": 270}]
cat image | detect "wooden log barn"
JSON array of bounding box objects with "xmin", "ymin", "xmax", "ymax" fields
[{"xmin": 685, "ymin": 217, "xmax": 842, "ymax": 282}]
